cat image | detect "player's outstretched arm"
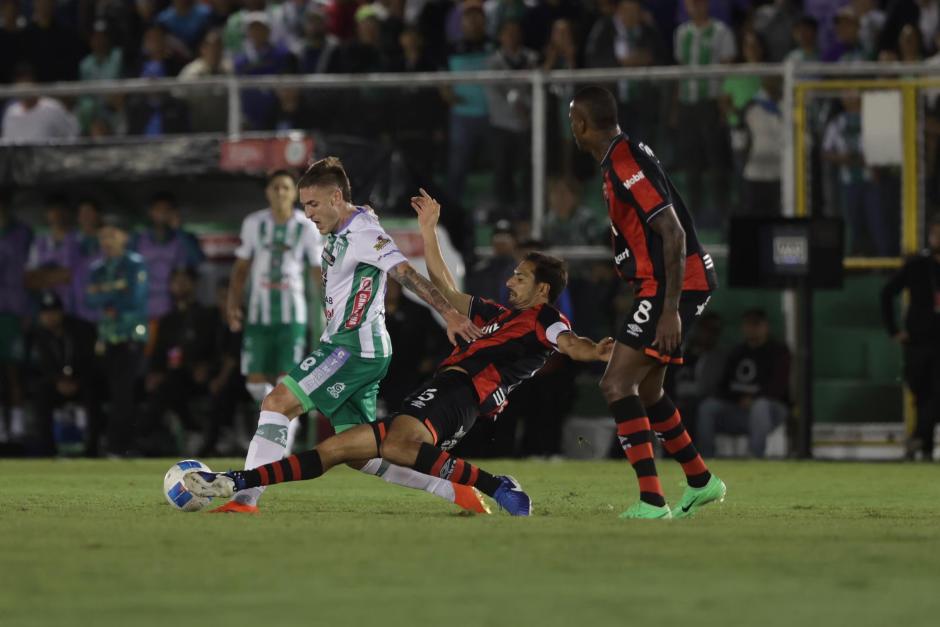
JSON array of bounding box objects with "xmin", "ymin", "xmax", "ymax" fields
[
  {"xmin": 389, "ymin": 262, "xmax": 482, "ymax": 346},
  {"xmin": 410, "ymin": 188, "xmax": 472, "ymax": 315},
  {"xmin": 556, "ymin": 332, "xmax": 615, "ymax": 362},
  {"xmin": 649, "ymin": 206, "xmax": 686, "ymax": 354}
]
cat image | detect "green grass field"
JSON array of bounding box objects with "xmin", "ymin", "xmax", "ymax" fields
[{"xmin": 2, "ymin": 459, "xmax": 938, "ymax": 627}]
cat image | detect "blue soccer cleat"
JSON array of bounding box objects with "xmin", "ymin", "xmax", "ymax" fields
[{"xmin": 492, "ymin": 475, "xmax": 532, "ymax": 516}]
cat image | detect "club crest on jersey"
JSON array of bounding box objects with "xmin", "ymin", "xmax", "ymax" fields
[
  {"xmin": 373, "ymin": 235, "xmax": 392, "ymax": 251},
  {"xmin": 623, "ymin": 171, "xmax": 646, "ymax": 190},
  {"xmin": 344, "ymin": 277, "xmax": 374, "ymax": 328},
  {"xmin": 327, "ymin": 382, "xmax": 346, "ymax": 399}
]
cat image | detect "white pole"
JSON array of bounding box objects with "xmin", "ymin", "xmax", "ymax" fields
[
  {"xmin": 531, "ymin": 71, "xmax": 547, "ymax": 238},
  {"xmin": 227, "ymin": 76, "xmax": 241, "ymax": 140}
]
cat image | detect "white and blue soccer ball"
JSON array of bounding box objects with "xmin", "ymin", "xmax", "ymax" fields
[{"xmin": 163, "ymin": 459, "xmax": 213, "ymax": 512}]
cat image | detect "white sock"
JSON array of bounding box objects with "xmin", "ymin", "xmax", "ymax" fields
[
  {"xmin": 285, "ymin": 417, "xmax": 302, "ymax": 455},
  {"xmin": 246, "ymin": 382, "xmax": 273, "ymax": 405},
  {"xmin": 358, "ymin": 458, "xmax": 456, "ymax": 504},
  {"xmin": 234, "ymin": 410, "xmax": 289, "ymax": 506}
]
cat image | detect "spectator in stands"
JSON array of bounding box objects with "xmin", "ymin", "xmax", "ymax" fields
[
  {"xmin": 326, "ymin": 0, "xmax": 361, "ymax": 41},
  {"xmin": 898, "ymin": 22, "xmax": 926, "ymax": 61},
  {"xmin": 826, "ymin": 6, "xmax": 868, "ymax": 62},
  {"xmin": 73, "ymin": 198, "xmax": 103, "ymax": 323},
  {"xmin": 674, "ymin": 0, "xmax": 736, "ymax": 228},
  {"xmin": 28, "ymin": 291, "xmax": 98, "ymax": 456},
  {"xmin": 585, "ymin": 0, "xmax": 664, "ymax": 144},
  {"xmin": 222, "ymin": 0, "xmax": 268, "ymax": 58},
  {"xmin": 676, "ymin": 0, "xmax": 750, "ymax": 28},
  {"xmin": 880, "ymin": 217, "xmax": 940, "ymax": 461},
  {"xmin": 132, "ymin": 192, "xmax": 196, "ymax": 321},
  {"xmin": 335, "ymin": 5, "xmax": 386, "ymax": 73},
  {"xmin": 166, "ymin": 202, "xmax": 205, "ymax": 269},
  {"xmin": 0, "ymin": 190, "xmax": 32, "ymax": 447},
  {"xmin": 740, "ymin": 77, "xmax": 784, "ymax": 215},
  {"xmin": 1, "ymin": 64, "xmax": 79, "ymax": 143},
  {"xmin": 21, "ymin": 0, "xmax": 85, "ymax": 82},
  {"xmin": 879, "ymin": 0, "xmax": 939, "ymax": 58},
  {"xmin": 198, "ymin": 278, "xmax": 247, "ymax": 457},
  {"xmin": 85, "ymin": 214, "xmax": 148, "ymax": 457},
  {"xmin": 25, "ymin": 195, "xmax": 82, "ymax": 314},
  {"xmin": 853, "ymin": 0, "xmax": 886, "ymax": 59},
  {"xmin": 697, "ymin": 309, "xmax": 791, "ymax": 458},
  {"xmin": 823, "ymin": 92, "xmax": 893, "ymax": 257},
  {"xmin": 444, "ymin": 5, "xmax": 491, "ymax": 205},
  {"xmin": 520, "ymin": 0, "xmax": 584, "ymax": 53},
  {"xmin": 466, "ymin": 219, "xmax": 517, "ymax": 305},
  {"xmin": 207, "ymin": 0, "xmax": 237, "ymax": 30},
  {"xmin": 721, "ymin": 30, "xmax": 766, "ymax": 131},
  {"xmin": 298, "ymin": 5, "xmax": 341, "ymax": 73},
  {"xmin": 178, "ymin": 29, "xmax": 232, "ymax": 133},
  {"xmin": 543, "ymin": 177, "xmax": 606, "ymax": 247},
  {"xmin": 141, "ymin": 267, "xmax": 217, "ymax": 455},
  {"xmin": 126, "ymin": 24, "xmax": 190, "ymax": 136},
  {"xmin": 157, "ymin": 0, "xmax": 212, "ymax": 55},
  {"xmin": 753, "ymin": 0, "xmax": 801, "ymax": 62},
  {"xmin": 234, "ymin": 12, "xmax": 296, "ymax": 131},
  {"xmin": 77, "ymin": 21, "xmax": 124, "ymax": 136},
  {"xmin": 379, "ymin": 278, "xmax": 449, "ymax": 412},
  {"xmin": 486, "ymin": 19, "xmax": 537, "ymax": 216},
  {"xmin": 542, "ymin": 16, "xmax": 579, "ymax": 71},
  {"xmin": 487, "ymin": 0, "xmax": 527, "ymax": 40},
  {"xmin": 0, "ymin": 0, "xmax": 25, "ymax": 84},
  {"xmin": 784, "ymin": 14, "xmax": 821, "ymax": 63}
]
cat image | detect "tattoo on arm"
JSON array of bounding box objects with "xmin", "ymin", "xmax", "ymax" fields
[{"xmin": 390, "ymin": 263, "xmax": 455, "ymax": 317}]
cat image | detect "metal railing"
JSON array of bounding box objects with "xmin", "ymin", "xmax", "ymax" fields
[{"xmin": 1, "ymin": 61, "xmax": 936, "ymax": 237}]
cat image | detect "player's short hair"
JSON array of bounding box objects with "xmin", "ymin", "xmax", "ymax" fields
[
  {"xmin": 573, "ymin": 86, "xmax": 619, "ymax": 131},
  {"xmin": 524, "ymin": 251, "xmax": 567, "ymax": 304},
  {"xmin": 266, "ymin": 169, "xmax": 296, "ymax": 186},
  {"xmin": 297, "ymin": 157, "xmax": 352, "ymax": 202}
]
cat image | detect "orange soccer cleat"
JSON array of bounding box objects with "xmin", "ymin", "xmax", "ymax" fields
[
  {"xmin": 208, "ymin": 501, "xmax": 260, "ymax": 514},
  {"xmin": 452, "ymin": 484, "xmax": 492, "ymax": 515}
]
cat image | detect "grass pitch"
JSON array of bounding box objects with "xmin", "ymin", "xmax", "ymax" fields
[{"xmin": 1, "ymin": 459, "xmax": 938, "ymax": 627}]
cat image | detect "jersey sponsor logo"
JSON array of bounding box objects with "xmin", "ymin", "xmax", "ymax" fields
[
  {"xmin": 327, "ymin": 382, "xmax": 346, "ymax": 399},
  {"xmin": 321, "ymin": 248, "xmax": 336, "ymax": 266},
  {"xmin": 299, "ymin": 356, "xmax": 318, "ymax": 371},
  {"xmin": 373, "ymin": 235, "xmax": 392, "ymax": 251},
  {"xmin": 623, "ymin": 171, "xmax": 646, "ymax": 190},
  {"xmin": 344, "ymin": 277, "xmax": 374, "ymax": 329},
  {"xmin": 615, "ymin": 248, "xmax": 630, "ymax": 264}
]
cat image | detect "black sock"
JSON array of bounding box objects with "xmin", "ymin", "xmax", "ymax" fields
[
  {"xmin": 412, "ymin": 443, "xmax": 502, "ymax": 497},
  {"xmin": 234, "ymin": 449, "xmax": 324, "ymax": 490}
]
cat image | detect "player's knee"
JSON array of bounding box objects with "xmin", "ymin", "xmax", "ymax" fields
[
  {"xmin": 378, "ymin": 437, "xmax": 411, "ymax": 466},
  {"xmin": 598, "ymin": 374, "xmax": 631, "ymax": 403},
  {"xmin": 260, "ymin": 383, "xmax": 298, "ymax": 415}
]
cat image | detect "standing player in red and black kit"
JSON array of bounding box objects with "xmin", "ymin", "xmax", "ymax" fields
[
  {"xmin": 570, "ymin": 86, "xmax": 726, "ymax": 519},
  {"xmin": 186, "ymin": 189, "xmax": 614, "ymax": 516}
]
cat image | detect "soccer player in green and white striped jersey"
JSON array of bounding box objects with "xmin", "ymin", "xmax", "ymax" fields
[
  {"xmin": 213, "ymin": 157, "xmax": 488, "ymax": 514},
  {"xmin": 226, "ymin": 170, "xmax": 322, "ymax": 455}
]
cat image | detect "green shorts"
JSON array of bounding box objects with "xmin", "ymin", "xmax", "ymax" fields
[
  {"xmin": 282, "ymin": 343, "xmax": 391, "ymax": 433},
  {"xmin": 0, "ymin": 313, "xmax": 25, "ymax": 364},
  {"xmin": 241, "ymin": 323, "xmax": 307, "ymax": 377}
]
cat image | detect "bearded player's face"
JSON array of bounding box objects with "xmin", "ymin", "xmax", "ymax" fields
[
  {"xmin": 300, "ymin": 185, "xmax": 342, "ymax": 234},
  {"xmin": 506, "ymin": 261, "xmax": 542, "ymax": 308}
]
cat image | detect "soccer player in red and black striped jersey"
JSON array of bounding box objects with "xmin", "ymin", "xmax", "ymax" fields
[
  {"xmin": 186, "ymin": 189, "xmax": 613, "ymax": 516},
  {"xmin": 569, "ymin": 86, "xmax": 726, "ymax": 519}
]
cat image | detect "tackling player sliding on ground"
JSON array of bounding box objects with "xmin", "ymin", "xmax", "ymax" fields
[
  {"xmin": 215, "ymin": 157, "xmax": 491, "ymax": 515},
  {"xmin": 187, "ymin": 189, "xmax": 614, "ymax": 516},
  {"xmin": 570, "ymin": 86, "xmax": 726, "ymax": 519}
]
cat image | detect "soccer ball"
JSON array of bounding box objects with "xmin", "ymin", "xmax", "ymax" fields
[{"xmin": 163, "ymin": 459, "xmax": 213, "ymax": 512}]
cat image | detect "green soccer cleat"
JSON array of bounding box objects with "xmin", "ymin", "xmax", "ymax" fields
[
  {"xmin": 619, "ymin": 501, "xmax": 672, "ymax": 520},
  {"xmin": 672, "ymin": 475, "xmax": 727, "ymax": 519}
]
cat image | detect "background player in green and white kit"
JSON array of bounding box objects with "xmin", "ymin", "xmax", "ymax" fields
[
  {"xmin": 227, "ymin": 170, "xmax": 322, "ymax": 454},
  {"xmin": 217, "ymin": 157, "xmax": 485, "ymax": 514}
]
